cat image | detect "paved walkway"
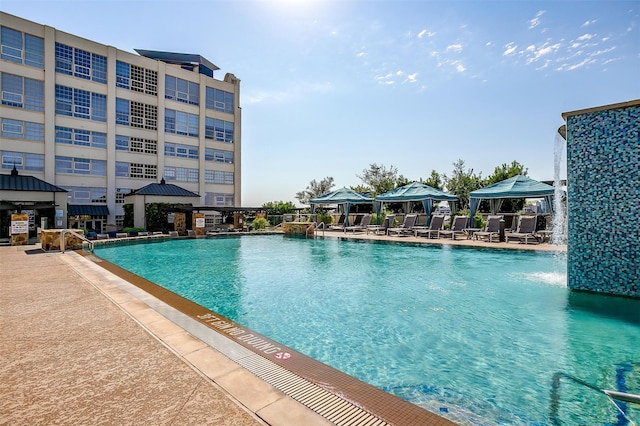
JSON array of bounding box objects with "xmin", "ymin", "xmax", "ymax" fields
[{"xmin": 0, "ymin": 245, "xmax": 330, "ymax": 425}]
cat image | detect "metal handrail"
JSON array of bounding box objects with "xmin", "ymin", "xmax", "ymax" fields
[
  {"xmin": 551, "ymin": 372, "xmax": 639, "ymax": 425},
  {"xmin": 61, "ymin": 229, "xmax": 94, "ymax": 253}
]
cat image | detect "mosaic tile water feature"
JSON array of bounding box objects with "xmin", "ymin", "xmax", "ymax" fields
[{"xmin": 564, "ymin": 100, "xmax": 640, "ymax": 298}]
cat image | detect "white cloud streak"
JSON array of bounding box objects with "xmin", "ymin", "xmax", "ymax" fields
[
  {"xmin": 503, "ymin": 42, "xmax": 518, "ymax": 56},
  {"xmin": 529, "ymin": 10, "xmax": 545, "ymax": 29}
]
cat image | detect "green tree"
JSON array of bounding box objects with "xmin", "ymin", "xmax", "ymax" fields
[
  {"xmin": 484, "ymin": 161, "xmax": 528, "ymax": 186},
  {"xmin": 295, "ymin": 176, "xmax": 334, "ymax": 205},
  {"xmin": 261, "ymin": 201, "xmax": 297, "ymax": 216},
  {"xmin": 357, "ymin": 163, "xmax": 398, "ymax": 196},
  {"xmin": 444, "ymin": 159, "xmax": 483, "ymax": 210},
  {"xmin": 420, "ymin": 170, "xmax": 444, "ymax": 190},
  {"xmin": 395, "ymin": 174, "xmax": 411, "ymax": 188},
  {"xmin": 350, "ymin": 184, "xmax": 372, "ymax": 196}
]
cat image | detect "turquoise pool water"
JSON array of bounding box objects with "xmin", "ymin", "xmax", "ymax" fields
[{"xmin": 94, "ymin": 236, "xmax": 640, "ymax": 425}]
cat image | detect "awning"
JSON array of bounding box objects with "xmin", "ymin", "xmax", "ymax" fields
[{"xmin": 68, "ymin": 205, "xmax": 110, "ymax": 216}]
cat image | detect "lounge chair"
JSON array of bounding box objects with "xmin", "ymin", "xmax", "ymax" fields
[
  {"xmin": 414, "ymin": 214, "xmax": 445, "ymax": 238},
  {"xmin": 506, "ymin": 216, "xmax": 540, "ymax": 244},
  {"xmin": 366, "ymin": 215, "xmax": 394, "ymax": 235},
  {"xmin": 344, "ymin": 214, "xmax": 372, "ymax": 232},
  {"xmin": 387, "ymin": 214, "xmax": 418, "ymax": 236},
  {"xmin": 438, "ymin": 216, "xmax": 468, "ymax": 240},
  {"xmin": 473, "ymin": 215, "xmax": 503, "ymax": 242},
  {"xmin": 329, "ymin": 214, "xmax": 346, "ymax": 230}
]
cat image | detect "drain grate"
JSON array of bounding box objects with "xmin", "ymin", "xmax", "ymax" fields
[{"xmin": 225, "ymin": 349, "xmax": 388, "ymax": 426}]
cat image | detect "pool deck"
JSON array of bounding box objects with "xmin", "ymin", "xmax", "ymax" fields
[{"xmin": 1, "ymin": 233, "xmax": 565, "ymax": 425}]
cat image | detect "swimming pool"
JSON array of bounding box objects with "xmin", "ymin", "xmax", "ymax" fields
[{"xmin": 94, "ymin": 235, "xmax": 640, "ymax": 425}]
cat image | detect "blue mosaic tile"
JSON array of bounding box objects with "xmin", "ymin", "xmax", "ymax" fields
[{"xmin": 566, "ymin": 104, "xmax": 640, "ymax": 298}]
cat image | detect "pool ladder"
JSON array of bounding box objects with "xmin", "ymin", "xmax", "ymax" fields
[{"xmin": 550, "ymin": 372, "xmax": 640, "ymax": 425}]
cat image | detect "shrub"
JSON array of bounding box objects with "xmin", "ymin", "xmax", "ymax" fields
[
  {"xmin": 317, "ymin": 212, "xmax": 334, "ymax": 225},
  {"xmin": 252, "ymin": 217, "xmax": 270, "ymax": 230}
]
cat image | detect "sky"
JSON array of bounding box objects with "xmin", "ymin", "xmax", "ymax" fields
[{"xmin": 3, "ymin": 0, "xmax": 639, "ymax": 207}]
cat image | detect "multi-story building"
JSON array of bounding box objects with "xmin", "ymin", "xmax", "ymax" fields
[{"xmin": 0, "ymin": 12, "xmax": 241, "ymax": 235}]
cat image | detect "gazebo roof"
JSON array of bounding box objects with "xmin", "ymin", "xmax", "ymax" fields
[
  {"xmin": 0, "ymin": 168, "xmax": 66, "ymax": 192},
  {"xmin": 310, "ymin": 187, "xmax": 373, "ymax": 205},
  {"xmin": 128, "ymin": 180, "xmax": 199, "ymax": 197},
  {"xmin": 376, "ymin": 182, "xmax": 458, "ymax": 202},
  {"xmin": 470, "ymin": 175, "xmax": 555, "ymax": 199}
]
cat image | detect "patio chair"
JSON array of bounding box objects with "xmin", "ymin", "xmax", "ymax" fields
[
  {"xmin": 506, "ymin": 216, "xmax": 540, "ymax": 244},
  {"xmin": 473, "ymin": 215, "xmax": 503, "ymax": 242},
  {"xmin": 344, "ymin": 214, "xmax": 372, "ymax": 232},
  {"xmin": 438, "ymin": 216, "xmax": 468, "ymax": 240},
  {"xmin": 366, "ymin": 215, "xmax": 395, "ymax": 235},
  {"xmin": 387, "ymin": 214, "xmax": 418, "ymax": 236},
  {"xmin": 414, "ymin": 214, "xmax": 445, "ymax": 238}
]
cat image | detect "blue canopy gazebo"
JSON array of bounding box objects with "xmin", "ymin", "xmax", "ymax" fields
[
  {"xmin": 375, "ymin": 182, "xmax": 458, "ymax": 225},
  {"xmin": 310, "ymin": 187, "xmax": 374, "ymax": 226},
  {"xmin": 468, "ymin": 175, "xmax": 556, "ymax": 219}
]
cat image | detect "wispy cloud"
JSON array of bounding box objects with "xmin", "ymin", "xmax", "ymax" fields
[
  {"xmin": 503, "ymin": 42, "xmax": 518, "ymax": 56},
  {"xmin": 356, "ymin": 51, "xmax": 367, "ymax": 58},
  {"xmin": 582, "ymin": 19, "xmax": 597, "ymax": 27},
  {"xmin": 577, "ymin": 33, "xmax": 595, "ymax": 41},
  {"xmin": 556, "ymin": 58, "xmax": 596, "ymax": 71},
  {"xmin": 525, "ymin": 40, "xmax": 562, "ymax": 64},
  {"xmin": 418, "ymin": 29, "xmax": 436, "ymax": 39},
  {"xmin": 404, "ymin": 73, "xmax": 418, "ymax": 84},
  {"xmin": 446, "ymin": 43, "xmax": 463, "ymax": 53},
  {"xmin": 375, "ymin": 71, "xmax": 405, "ymax": 85},
  {"xmin": 529, "ymin": 10, "xmax": 545, "ymax": 29}
]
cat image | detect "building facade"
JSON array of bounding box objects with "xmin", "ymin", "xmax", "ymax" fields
[{"xmin": 0, "ymin": 12, "xmax": 241, "ymax": 234}]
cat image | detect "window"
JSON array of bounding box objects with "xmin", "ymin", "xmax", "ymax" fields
[
  {"xmin": 55, "ymin": 156, "xmax": 107, "ymax": 176},
  {"xmin": 205, "ymin": 192, "xmax": 234, "ymax": 206},
  {"xmin": 165, "ymin": 75, "xmax": 199, "ymax": 105},
  {"xmin": 64, "ymin": 187, "xmax": 107, "ymax": 204},
  {"xmin": 1, "ymin": 151, "xmax": 44, "ymax": 171},
  {"xmin": 165, "ymin": 142, "xmax": 198, "ymax": 159},
  {"xmin": 115, "ymin": 61, "xmax": 157, "ymax": 95},
  {"xmin": 165, "ymin": 109, "xmax": 198, "ymax": 137},
  {"xmin": 1, "ymin": 73, "xmax": 44, "ymax": 111},
  {"xmin": 55, "ymin": 126, "xmax": 106, "ymax": 149},
  {"xmin": 164, "ymin": 166, "xmax": 198, "ymax": 182},
  {"xmin": 115, "ymin": 98, "xmax": 157, "ymax": 129},
  {"xmin": 115, "ymin": 188, "xmax": 130, "ymax": 204},
  {"xmin": 1, "ymin": 26, "xmax": 44, "ymax": 68},
  {"xmin": 115, "ymin": 135, "xmax": 157, "ymax": 154},
  {"xmin": 205, "ymin": 170, "xmax": 233, "ymax": 184},
  {"xmin": 55, "ymin": 43, "xmax": 107, "ymax": 83},
  {"xmin": 126, "ymin": 163, "xmax": 157, "ymax": 179},
  {"xmin": 205, "ymin": 118, "xmax": 234, "ymax": 143},
  {"xmin": 205, "ymin": 148, "xmax": 233, "ymax": 163},
  {"xmin": 115, "ymin": 162, "xmax": 129, "ymax": 177},
  {"xmin": 55, "ymin": 85, "xmax": 106, "ymax": 122},
  {"xmin": 1, "ymin": 118, "xmax": 44, "ymax": 141},
  {"xmin": 205, "ymin": 87, "xmax": 234, "ymax": 113}
]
